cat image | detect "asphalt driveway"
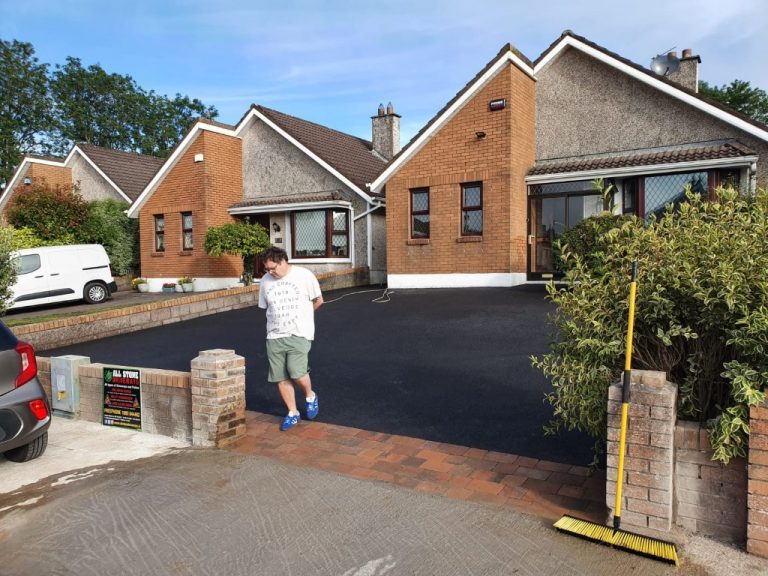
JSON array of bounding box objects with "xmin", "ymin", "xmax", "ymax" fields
[{"xmin": 42, "ymin": 285, "xmax": 594, "ymax": 465}]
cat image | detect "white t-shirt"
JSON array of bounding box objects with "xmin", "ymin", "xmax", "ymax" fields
[{"xmin": 258, "ymin": 265, "xmax": 322, "ymax": 341}]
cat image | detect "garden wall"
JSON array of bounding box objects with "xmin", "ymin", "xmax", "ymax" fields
[{"xmin": 605, "ymin": 370, "xmax": 767, "ymax": 557}]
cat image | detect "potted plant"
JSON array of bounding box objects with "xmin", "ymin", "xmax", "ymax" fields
[
  {"xmin": 162, "ymin": 282, "xmax": 176, "ymax": 294},
  {"xmin": 178, "ymin": 276, "xmax": 194, "ymax": 292},
  {"xmin": 132, "ymin": 277, "xmax": 149, "ymax": 293}
]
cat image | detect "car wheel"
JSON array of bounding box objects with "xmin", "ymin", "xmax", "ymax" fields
[
  {"xmin": 4, "ymin": 431, "xmax": 48, "ymax": 462},
  {"xmin": 84, "ymin": 282, "xmax": 108, "ymax": 304}
]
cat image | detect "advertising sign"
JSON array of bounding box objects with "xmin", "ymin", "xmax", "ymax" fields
[{"xmin": 103, "ymin": 367, "xmax": 142, "ymax": 430}]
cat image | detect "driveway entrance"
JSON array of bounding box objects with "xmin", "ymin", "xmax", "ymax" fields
[{"xmin": 42, "ymin": 285, "xmax": 593, "ymax": 465}]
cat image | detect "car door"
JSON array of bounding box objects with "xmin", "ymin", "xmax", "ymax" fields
[
  {"xmin": 43, "ymin": 248, "xmax": 81, "ymax": 303},
  {"xmin": 10, "ymin": 252, "xmax": 51, "ymax": 308}
]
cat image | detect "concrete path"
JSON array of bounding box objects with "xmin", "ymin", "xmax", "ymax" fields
[{"xmin": 1, "ymin": 417, "xmax": 767, "ymax": 575}]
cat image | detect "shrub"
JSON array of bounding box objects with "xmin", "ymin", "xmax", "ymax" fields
[
  {"xmin": 0, "ymin": 227, "xmax": 17, "ymax": 313},
  {"xmin": 162, "ymin": 282, "xmax": 176, "ymax": 289},
  {"xmin": 178, "ymin": 276, "xmax": 193, "ymax": 284},
  {"xmin": 203, "ymin": 218, "xmax": 270, "ymax": 285},
  {"xmin": 553, "ymin": 213, "xmax": 640, "ymax": 275},
  {"xmin": 532, "ymin": 185, "xmax": 768, "ymax": 465},
  {"xmin": 6, "ymin": 181, "xmax": 88, "ymax": 242},
  {"xmin": 131, "ymin": 277, "xmax": 147, "ymax": 289},
  {"xmin": 79, "ymin": 199, "xmax": 138, "ymax": 275}
]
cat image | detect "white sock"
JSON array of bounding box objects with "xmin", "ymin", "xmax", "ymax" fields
[
  {"xmin": 288, "ymin": 410, "xmax": 300, "ymax": 417},
  {"xmin": 306, "ymin": 394, "xmax": 316, "ymax": 402}
]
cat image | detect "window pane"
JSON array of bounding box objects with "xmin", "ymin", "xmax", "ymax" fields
[
  {"xmin": 332, "ymin": 234, "xmax": 348, "ymax": 257},
  {"xmin": 295, "ymin": 211, "xmax": 327, "ymax": 257},
  {"xmin": 12, "ymin": 254, "xmax": 41, "ymax": 275},
  {"xmin": 412, "ymin": 215, "xmax": 430, "ymax": 238},
  {"xmin": 156, "ymin": 234, "xmax": 165, "ymax": 251},
  {"xmin": 463, "ymin": 186, "xmax": 481, "ymax": 208},
  {"xmin": 183, "ymin": 231, "xmax": 193, "ymax": 250},
  {"xmin": 412, "ymin": 191, "xmax": 429, "ymax": 212},
  {"xmin": 332, "ymin": 211, "xmax": 347, "ymax": 232},
  {"xmin": 155, "ymin": 216, "xmax": 164, "ymax": 231},
  {"xmin": 182, "ymin": 213, "xmax": 193, "ymax": 229},
  {"xmin": 644, "ymin": 172, "xmax": 707, "ymax": 219},
  {"xmin": 463, "ymin": 210, "xmax": 482, "ymax": 234}
]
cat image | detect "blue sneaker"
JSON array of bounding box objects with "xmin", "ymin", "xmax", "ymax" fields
[
  {"xmin": 280, "ymin": 413, "xmax": 300, "ymax": 431},
  {"xmin": 306, "ymin": 394, "xmax": 319, "ymax": 420}
]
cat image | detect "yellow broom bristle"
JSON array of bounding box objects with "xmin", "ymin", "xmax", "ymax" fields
[{"xmin": 554, "ymin": 515, "xmax": 679, "ymax": 566}]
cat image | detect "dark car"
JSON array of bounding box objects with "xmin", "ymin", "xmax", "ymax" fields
[{"xmin": 0, "ymin": 319, "xmax": 51, "ymax": 462}]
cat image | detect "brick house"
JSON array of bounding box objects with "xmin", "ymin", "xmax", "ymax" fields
[
  {"xmin": 0, "ymin": 144, "xmax": 164, "ymax": 216},
  {"xmin": 127, "ymin": 105, "xmax": 393, "ymax": 291},
  {"xmin": 371, "ymin": 31, "xmax": 768, "ymax": 288}
]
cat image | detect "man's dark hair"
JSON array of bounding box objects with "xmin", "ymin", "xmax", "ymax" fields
[{"xmin": 261, "ymin": 246, "xmax": 288, "ymax": 263}]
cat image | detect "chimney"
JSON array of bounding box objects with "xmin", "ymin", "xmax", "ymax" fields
[
  {"xmin": 667, "ymin": 48, "xmax": 700, "ymax": 92},
  {"xmin": 371, "ymin": 102, "xmax": 401, "ymax": 161}
]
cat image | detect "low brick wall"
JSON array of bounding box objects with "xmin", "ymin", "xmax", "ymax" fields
[
  {"xmin": 37, "ymin": 349, "xmax": 245, "ymax": 447},
  {"xmin": 15, "ymin": 267, "xmax": 369, "ymax": 351},
  {"xmin": 606, "ymin": 370, "xmax": 768, "ymax": 557},
  {"xmin": 674, "ymin": 420, "xmax": 747, "ymax": 541}
]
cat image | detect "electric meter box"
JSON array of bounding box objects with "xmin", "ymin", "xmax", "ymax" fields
[{"xmin": 50, "ymin": 355, "xmax": 90, "ymax": 415}]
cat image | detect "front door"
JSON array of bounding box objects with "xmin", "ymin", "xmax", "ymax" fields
[
  {"xmin": 252, "ymin": 214, "xmax": 271, "ymax": 280},
  {"xmin": 528, "ymin": 196, "xmax": 565, "ymax": 280}
]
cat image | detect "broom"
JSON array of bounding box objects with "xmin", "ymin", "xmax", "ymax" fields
[{"xmin": 553, "ymin": 262, "xmax": 679, "ymax": 565}]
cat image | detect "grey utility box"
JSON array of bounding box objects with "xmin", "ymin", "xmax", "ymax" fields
[{"xmin": 50, "ymin": 355, "xmax": 91, "ymax": 415}]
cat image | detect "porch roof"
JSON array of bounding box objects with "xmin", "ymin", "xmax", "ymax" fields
[
  {"xmin": 228, "ymin": 191, "xmax": 351, "ymax": 214},
  {"xmin": 527, "ymin": 139, "xmax": 756, "ymax": 178}
]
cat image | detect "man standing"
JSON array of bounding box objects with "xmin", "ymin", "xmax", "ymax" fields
[{"xmin": 258, "ymin": 246, "xmax": 323, "ymax": 431}]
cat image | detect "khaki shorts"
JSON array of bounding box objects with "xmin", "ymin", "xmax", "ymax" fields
[{"xmin": 266, "ymin": 336, "xmax": 312, "ymax": 382}]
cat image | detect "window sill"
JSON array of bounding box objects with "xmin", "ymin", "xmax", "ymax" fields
[
  {"xmin": 406, "ymin": 239, "xmax": 430, "ymax": 245},
  {"xmin": 178, "ymin": 251, "xmax": 193, "ymax": 256},
  {"xmin": 288, "ymin": 258, "xmax": 352, "ymax": 264},
  {"xmin": 456, "ymin": 236, "xmax": 483, "ymax": 243},
  {"xmin": 151, "ymin": 252, "xmax": 165, "ymax": 257}
]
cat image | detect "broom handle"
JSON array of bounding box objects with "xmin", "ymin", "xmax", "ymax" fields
[{"xmin": 614, "ymin": 261, "xmax": 637, "ymax": 530}]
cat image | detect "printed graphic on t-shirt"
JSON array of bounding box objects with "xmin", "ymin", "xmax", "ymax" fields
[{"xmin": 265, "ymin": 281, "xmax": 303, "ymax": 335}]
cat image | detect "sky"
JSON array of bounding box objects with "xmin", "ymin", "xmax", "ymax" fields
[{"xmin": 2, "ymin": 0, "xmax": 767, "ymax": 145}]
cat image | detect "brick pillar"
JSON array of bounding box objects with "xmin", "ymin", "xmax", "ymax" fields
[
  {"xmin": 606, "ymin": 370, "xmax": 677, "ymax": 532},
  {"xmin": 748, "ymin": 402, "xmax": 768, "ymax": 557},
  {"xmin": 190, "ymin": 349, "xmax": 246, "ymax": 448}
]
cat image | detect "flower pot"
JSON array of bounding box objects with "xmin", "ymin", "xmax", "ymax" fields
[
  {"xmin": 181, "ymin": 282, "xmax": 194, "ymax": 293},
  {"xmin": 137, "ymin": 283, "xmax": 149, "ymax": 293},
  {"xmin": 175, "ymin": 284, "xmax": 184, "ymax": 293},
  {"xmin": 162, "ymin": 287, "xmax": 175, "ymax": 294}
]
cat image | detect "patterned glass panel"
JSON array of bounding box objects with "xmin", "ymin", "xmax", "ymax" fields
[
  {"xmin": 183, "ymin": 232, "xmax": 193, "ymax": 250},
  {"xmin": 412, "ymin": 215, "xmax": 430, "ymax": 238},
  {"xmin": 294, "ymin": 211, "xmax": 327, "ymax": 257},
  {"xmin": 332, "ymin": 234, "xmax": 348, "ymax": 257},
  {"xmin": 644, "ymin": 171, "xmax": 707, "ymax": 220},
  {"xmin": 332, "ymin": 211, "xmax": 347, "ymax": 232},
  {"xmin": 182, "ymin": 213, "xmax": 193, "ymax": 229},
  {"xmin": 412, "ymin": 191, "xmax": 429, "ymax": 212},
  {"xmin": 154, "ymin": 215, "xmax": 164, "ymax": 231},
  {"xmin": 463, "ymin": 210, "xmax": 482, "ymax": 235},
  {"xmin": 463, "ymin": 185, "xmax": 481, "ymax": 207}
]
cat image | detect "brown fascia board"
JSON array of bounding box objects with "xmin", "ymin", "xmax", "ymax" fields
[
  {"xmin": 384, "ymin": 43, "xmax": 533, "ymax": 170},
  {"xmin": 538, "ymin": 30, "xmax": 768, "ymax": 135}
]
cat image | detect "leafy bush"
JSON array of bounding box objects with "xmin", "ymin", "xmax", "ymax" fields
[
  {"xmin": 0, "ymin": 227, "xmax": 18, "ymax": 313},
  {"xmin": 79, "ymin": 199, "xmax": 138, "ymax": 275},
  {"xmin": 6, "ymin": 181, "xmax": 88, "ymax": 242},
  {"xmin": 204, "ymin": 219, "xmax": 270, "ymax": 285},
  {"xmin": 554, "ymin": 213, "xmax": 640, "ymax": 275},
  {"xmin": 532, "ymin": 185, "xmax": 768, "ymax": 464}
]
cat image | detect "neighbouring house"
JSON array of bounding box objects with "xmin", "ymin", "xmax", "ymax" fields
[
  {"xmin": 0, "ymin": 144, "xmax": 165, "ymax": 216},
  {"xmin": 371, "ymin": 31, "xmax": 768, "ymax": 288},
  {"xmin": 127, "ymin": 105, "xmax": 393, "ymax": 291}
]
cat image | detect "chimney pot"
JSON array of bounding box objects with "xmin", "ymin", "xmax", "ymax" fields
[
  {"xmin": 377, "ymin": 103, "xmax": 385, "ymax": 116},
  {"xmin": 386, "ymin": 102, "xmax": 394, "ymax": 115},
  {"xmin": 668, "ymin": 51, "xmax": 677, "ymax": 61},
  {"xmin": 682, "ymin": 48, "xmax": 693, "ymax": 58}
]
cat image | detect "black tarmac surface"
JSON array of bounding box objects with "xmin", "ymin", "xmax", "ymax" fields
[{"xmin": 42, "ymin": 285, "xmax": 595, "ymax": 465}]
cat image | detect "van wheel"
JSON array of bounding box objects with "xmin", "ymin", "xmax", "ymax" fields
[
  {"xmin": 84, "ymin": 282, "xmax": 108, "ymax": 304},
  {"xmin": 4, "ymin": 432, "xmax": 48, "ymax": 462}
]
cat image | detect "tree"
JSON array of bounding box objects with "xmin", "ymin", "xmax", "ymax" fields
[
  {"xmin": 0, "ymin": 226, "xmax": 18, "ymax": 314},
  {"xmin": 699, "ymin": 79, "xmax": 768, "ymax": 124},
  {"xmin": 532, "ymin": 186, "xmax": 768, "ymax": 465},
  {"xmin": 79, "ymin": 199, "xmax": 139, "ymax": 276},
  {"xmin": 49, "ymin": 57, "xmax": 218, "ymax": 157},
  {"xmin": 5, "ymin": 181, "xmax": 88, "ymax": 243},
  {"xmin": 204, "ymin": 220, "xmax": 270, "ymax": 285},
  {"xmin": 0, "ymin": 40, "xmax": 54, "ymax": 187}
]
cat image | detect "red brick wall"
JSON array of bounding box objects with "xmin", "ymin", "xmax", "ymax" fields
[
  {"xmin": 2, "ymin": 164, "xmax": 72, "ymax": 219},
  {"xmin": 748, "ymin": 402, "xmax": 768, "ymax": 557},
  {"xmin": 139, "ymin": 130, "xmax": 243, "ymax": 278},
  {"xmin": 385, "ymin": 62, "xmax": 535, "ymax": 275}
]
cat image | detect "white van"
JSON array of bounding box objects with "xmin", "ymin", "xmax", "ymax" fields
[{"xmin": 9, "ymin": 245, "xmax": 117, "ymax": 310}]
